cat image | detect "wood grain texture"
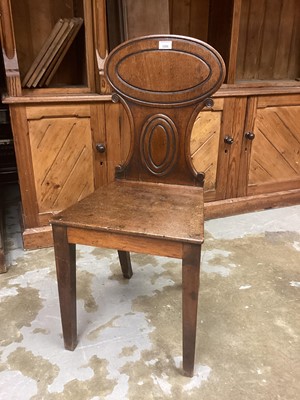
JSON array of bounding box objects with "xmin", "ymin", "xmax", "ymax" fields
[
  {"xmin": 247, "ymin": 178, "xmax": 300, "ymax": 197},
  {"xmin": 205, "ymin": 188, "xmax": 300, "ymax": 220},
  {"xmin": 169, "ymin": 0, "xmax": 191, "ymax": 36},
  {"xmin": 3, "ymin": 94, "xmax": 112, "ymax": 104},
  {"xmin": 104, "ymin": 102, "xmax": 131, "ymax": 183},
  {"xmin": 236, "ymin": 0, "xmax": 300, "ymax": 81},
  {"xmin": 90, "ymin": 103, "xmax": 108, "ymax": 188},
  {"xmin": 215, "ymin": 97, "xmax": 247, "ymax": 199},
  {"xmin": 123, "ymin": 0, "xmax": 170, "ymax": 39},
  {"xmin": 224, "ymin": 97, "xmax": 248, "ymax": 198},
  {"xmin": 26, "ymin": 104, "xmax": 90, "ymax": 119},
  {"xmin": 190, "ymin": 109, "xmax": 222, "ymax": 195},
  {"xmin": 23, "ymin": 225, "xmax": 53, "ymax": 249},
  {"xmin": 208, "ymin": 0, "xmax": 235, "ymax": 83},
  {"xmin": 257, "ymin": 94, "xmax": 300, "ymax": 108},
  {"xmin": 237, "ymin": 96, "xmax": 258, "ymax": 197},
  {"xmin": 53, "ymin": 180, "xmax": 204, "ymax": 244},
  {"xmin": 227, "ymin": 0, "xmax": 242, "ymax": 83},
  {"xmin": 170, "ymin": 0, "xmax": 210, "ymax": 41},
  {"xmin": 105, "ymin": 35, "xmax": 225, "ymax": 186},
  {"xmin": 28, "ymin": 107, "xmax": 94, "ymax": 213},
  {"xmin": 248, "ymin": 105, "xmax": 300, "ymax": 189},
  {"xmin": 67, "ymin": 227, "xmax": 183, "ymax": 259},
  {"xmin": 105, "ymin": 35, "xmax": 225, "ymax": 107}
]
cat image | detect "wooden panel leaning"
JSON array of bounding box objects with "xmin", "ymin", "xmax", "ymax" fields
[{"xmin": 51, "ymin": 35, "xmax": 225, "ymax": 377}]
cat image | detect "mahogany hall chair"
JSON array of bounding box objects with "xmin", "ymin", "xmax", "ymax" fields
[{"xmin": 51, "ymin": 35, "xmax": 225, "ymax": 377}]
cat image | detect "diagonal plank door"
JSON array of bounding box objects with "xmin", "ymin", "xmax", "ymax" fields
[
  {"xmin": 28, "ymin": 105, "xmax": 95, "ymax": 215},
  {"xmin": 248, "ymin": 104, "xmax": 300, "ymax": 195}
]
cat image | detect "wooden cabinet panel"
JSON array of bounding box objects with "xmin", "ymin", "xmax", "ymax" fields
[
  {"xmin": 104, "ymin": 102, "xmax": 131, "ymax": 183},
  {"xmin": 248, "ymin": 103, "xmax": 300, "ymax": 195},
  {"xmin": 215, "ymin": 97, "xmax": 248, "ymax": 200},
  {"xmin": 170, "ymin": 0, "xmax": 209, "ymax": 40},
  {"xmin": 27, "ymin": 105, "xmax": 95, "ymax": 217},
  {"xmin": 202, "ymin": 95, "xmax": 300, "ymax": 204},
  {"xmin": 123, "ymin": 0, "xmax": 169, "ymax": 39},
  {"xmin": 237, "ymin": 0, "xmax": 300, "ymax": 81},
  {"xmin": 190, "ymin": 99, "xmax": 223, "ymax": 200}
]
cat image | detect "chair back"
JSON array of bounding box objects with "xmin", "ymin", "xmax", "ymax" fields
[{"xmin": 105, "ymin": 35, "xmax": 225, "ymax": 186}]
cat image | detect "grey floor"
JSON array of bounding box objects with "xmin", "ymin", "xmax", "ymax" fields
[{"xmin": 0, "ymin": 185, "xmax": 299, "ymax": 399}]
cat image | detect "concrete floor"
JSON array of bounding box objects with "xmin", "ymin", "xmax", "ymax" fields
[{"xmin": 0, "ymin": 185, "xmax": 299, "ymax": 399}]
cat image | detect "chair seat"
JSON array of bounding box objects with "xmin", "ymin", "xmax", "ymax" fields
[{"xmin": 52, "ymin": 180, "xmax": 204, "ymax": 244}]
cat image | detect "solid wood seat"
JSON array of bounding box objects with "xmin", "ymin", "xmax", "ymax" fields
[
  {"xmin": 53, "ymin": 180, "xmax": 204, "ymax": 244},
  {"xmin": 51, "ymin": 34, "xmax": 225, "ymax": 377}
]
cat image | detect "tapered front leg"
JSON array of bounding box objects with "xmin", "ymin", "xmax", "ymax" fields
[
  {"xmin": 52, "ymin": 225, "xmax": 77, "ymax": 350},
  {"xmin": 118, "ymin": 250, "xmax": 133, "ymax": 279},
  {"xmin": 182, "ymin": 243, "xmax": 201, "ymax": 377}
]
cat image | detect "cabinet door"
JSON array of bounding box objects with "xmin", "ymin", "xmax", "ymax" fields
[
  {"xmin": 27, "ymin": 105, "xmax": 96, "ymax": 225},
  {"xmin": 190, "ymin": 98, "xmax": 224, "ymax": 201},
  {"xmin": 247, "ymin": 95, "xmax": 300, "ymax": 196}
]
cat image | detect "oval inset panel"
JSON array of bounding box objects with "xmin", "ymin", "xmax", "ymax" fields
[
  {"xmin": 149, "ymin": 125, "xmax": 169, "ymax": 167},
  {"xmin": 117, "ymin": 52, "xmax": 210, "ymax": 93},
  {"xmin": 141, "ymin": 114, "xmax": 178, "ymax": 176}
]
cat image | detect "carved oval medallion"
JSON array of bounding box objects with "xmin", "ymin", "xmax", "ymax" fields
[
  {"xmin": 105, "ymin": 35, "xmax": 225, "ymax": 106},
  {"xmin": 140, "ymin": 114, "xmax": 178, "ymax": 176}
]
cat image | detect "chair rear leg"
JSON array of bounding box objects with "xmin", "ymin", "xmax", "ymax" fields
[
  {"xmin": 182, "ymin": 243, "xmax": 201, "ymax": 377},
  {"xmin": 118, "ymin": 250, "xmax": 133, "ymax": 279},
  {"xmin": 52, "ymin": 225, "xmax": 77, "ymax": 350}
]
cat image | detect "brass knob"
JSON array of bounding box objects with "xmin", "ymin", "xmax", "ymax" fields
[
  {"xmin": 245, "ymin": 131, "xmax": 255, "ymax": 140},
  {"xmin": 96, "ymin": 143, "xmax": 106, "ymax": 153},
  {"xmin": 224, "ymin": 135, "xmax": 234, "ymax": 145}
]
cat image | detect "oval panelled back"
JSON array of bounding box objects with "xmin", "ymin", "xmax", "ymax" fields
[
  {"xmin": 104, "ymin": 35, "xmax": 225, "ymax": 185},
  {"xmin": 105, "ymin": 35, "xmax": 225, "ymax": 106}
]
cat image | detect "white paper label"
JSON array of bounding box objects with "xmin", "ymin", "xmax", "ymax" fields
[{"xmin": 159, "ymin": 41, "xmax": 172, "ymax": 50}]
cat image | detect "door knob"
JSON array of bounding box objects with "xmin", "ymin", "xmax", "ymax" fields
[
  {"xmin": 245, "ymin": 131, "xmax": 255, "ymax": 140},
  {"xmin": 95, "ymin": 143, "xmax": 106, "ymax": 153},
  {"xmin": 224, "ymin": 135, "xmax": 234, "ymax": 145}
]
